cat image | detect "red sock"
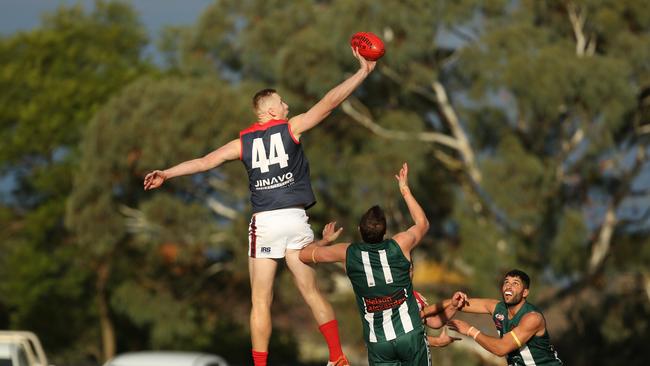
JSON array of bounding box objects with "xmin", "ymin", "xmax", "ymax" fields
[
  {"xmin": 319, "ymin": 319, "xmax": 344, "ymax": 361},
  {"xmin": 252, "ymin": 350, "xmax": 268, "ymax": 366}
]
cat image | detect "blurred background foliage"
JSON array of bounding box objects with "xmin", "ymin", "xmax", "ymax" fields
[{"xmin": 1, "ymin": 0, "xmax": 649, "ymax": 365}]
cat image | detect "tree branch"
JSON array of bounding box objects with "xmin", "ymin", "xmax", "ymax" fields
[
  {"xmin": 557, "ymin": 127, "xmax": 584, "ymax": 181},
  {"xmin": 587, "ymin": 146, "xmax": 647, "ymax": 275},
  {"xmin": 340, "ymin": 100, "xmax": 460, "ymax": 149},
  {"xmin": 433, "ymin": 149, "xmax": 465, "ymax": 171},
  {"xmin": 540, "ymin": 145, "xmax": 648, "ymax": 308},
  {"xmin": 206, "ymin": 196, "xmax": 239, "ymax": 220},
  {"xmin": 343, "ymin": 93, "xmax": 523, "ymax": 234},
  {"xmin": 373, "ymin": 67, "xmax": 528, "ymax": 232},
  {"xmin": 449, "ymin": 25, "xmax": 479, "ymax": 44},
  {"xmin": 587, "ymin": 203, "xmax": 617, "ymax": 274},
  {"xmin": 431, "ymin": 81, "xmax": 482, "ymax": 183},
  {"xmin": 119, "ymin": 204, "xmax": 155, "ymax": 235},
  {"xmin": 566, "ymin": 1, "xmax": 592, "ymax": 57},
  {"xmin": 383, "ymin": 65, "xmax": 483, "ymax": 182},
  {"xmin": 381, "ymin": 66, "xmax": 438, "ymax": 105}
]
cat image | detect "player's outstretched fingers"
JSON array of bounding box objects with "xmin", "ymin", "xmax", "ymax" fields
[{"xmin": 322, "ymin": 222, "xmax": 343, "ymax": 244}]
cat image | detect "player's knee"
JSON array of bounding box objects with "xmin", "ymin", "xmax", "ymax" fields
[{"xmin": 251, "ymin": 293, "xmax": 273, "ymax": 308}]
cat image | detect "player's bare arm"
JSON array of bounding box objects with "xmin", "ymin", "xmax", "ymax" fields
[
  {"xmin": 299, "ymin": 222, "xmax": 349, "ymax": 264},
  {"xmin": 392, "ymin": 163, "xmax": 430, "ymax": 256},
  {"xmin": 457, "ymin": 297, "xmax": 500, "ymax": 315},
  {"xmin": 289, "ymin": 47, "xmax": 377, "ymax": 139},
  {"xmin": 421, "ymin": 291, "xmax": 469, "ymax": 328},
  {"xmin": 427, "ymin": 327, "xmax": 461, "ymax": 348},
  {"xmin": 299, "ymin": 243, "xmax": 350, "ymax": 264},
  {"xmin": 143, "ymin": 139, "xmax": 240, "ymax": 190},
  {"xmin": 424, "ymin": 306, "xmax": 458, "ymax": 329},
  {"xmin": 448, "ymin": 312, "xmax": 544, "ymax": 357},
  {"xmin": 421, "ymin": 291, "xmax": 468, "ymax": 318}
]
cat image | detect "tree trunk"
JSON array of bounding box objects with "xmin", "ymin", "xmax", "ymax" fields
[{"xmin": 96, "ymin": 261, "xmax": 116, "ymax": 362}]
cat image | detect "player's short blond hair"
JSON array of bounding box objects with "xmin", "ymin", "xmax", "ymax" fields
[{"xmin": 252, "ymin": 88, "xmax": 277, "ymax": 112}]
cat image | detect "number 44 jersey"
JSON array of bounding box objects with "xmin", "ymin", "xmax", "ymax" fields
[{"xmin": 240, "ymin": 119, "xmax": 316, "ymax": 213}]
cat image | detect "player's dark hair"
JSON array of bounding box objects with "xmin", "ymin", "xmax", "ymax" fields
[
  {"xmin": 504, "ymin": 269, "xmax": 530, "ymax": 289},
  {"xmin": 253, "ymin": 88, "xmax": 277, "ymax": 111},
  {"xmin": 359, "ymin": 205, "xmax": 386, "ymax": 243}
]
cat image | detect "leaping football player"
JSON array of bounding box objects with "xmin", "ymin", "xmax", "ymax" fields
[{"xmin": 144, "ymin": 47, "xmax": 376, "ymax": 366}]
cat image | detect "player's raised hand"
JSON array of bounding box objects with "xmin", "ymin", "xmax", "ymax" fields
[
  {"xmin": 143, "ymin": 170, "xmax": 167, "ymax": 190},
  {"xmin": 395, "ymin": 162, "xmax": 409, "ymax": 194},
  {"xmin": 321, "ymin": 221, "xmax": 344, "ymax": 246},
  {"xmin": 351, "ymin": 46, "xmax": 377, "ymax": 74}
]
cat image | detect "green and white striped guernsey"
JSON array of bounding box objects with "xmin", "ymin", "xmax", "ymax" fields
[
  {"xmin": 492, "ymin": 301, "xmax": 563, "ymax": 366},
  {"xmin": 345, "ymin": 239, "xmax": 424, "ymax": 343}
]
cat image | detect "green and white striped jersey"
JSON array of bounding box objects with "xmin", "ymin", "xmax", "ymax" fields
[
  {"xmin": 492, "ymin": 301, "xmax": 563, "ymax": 366},
  {"xmin": 345, "ymin": 239, "xmax": 423, "ymax": 343}
]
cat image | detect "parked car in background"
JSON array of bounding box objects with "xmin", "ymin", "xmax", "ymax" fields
[
  {"xmin": 0, "ymin": 331, "xmax": 50, "ymax": 366},
  {"xmin": 102, "ymin": 351, "xmax": 229, "ymax": 366}
]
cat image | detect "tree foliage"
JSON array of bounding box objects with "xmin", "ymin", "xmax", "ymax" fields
[
  {"xmin": 0, "ymin": 1, "xmax": 150, "ymax": 363},
  {"xmin": 2, "ymin": 0, "xmax": 649, "ymax": 365}
]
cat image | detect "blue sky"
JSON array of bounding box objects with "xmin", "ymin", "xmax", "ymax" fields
[{"xmin": 0, "ymin": 0, "xmax": 213, "ymax": 41}]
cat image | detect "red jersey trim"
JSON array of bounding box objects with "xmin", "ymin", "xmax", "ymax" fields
[
  {"xmin": 287, "ymin": 122, "xmax": 300, "ymax": 144},
  {"xmin": 240, "ymin": 119, "xmax": 289, "ymax": 135},
  {"xmin": 249, "ymin": 216, "xmax": 257, "ymax": 258}
]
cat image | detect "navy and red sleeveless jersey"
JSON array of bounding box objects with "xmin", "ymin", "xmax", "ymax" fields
[{"xmin": 239, "ymin": 119, "xmax": 316, "ymax": 213}]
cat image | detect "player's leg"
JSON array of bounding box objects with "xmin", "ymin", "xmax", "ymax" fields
[
  {"xmin": 285, "ymin": 249, "xmax": 334, "ymax": 323},
  {"xmin": 249, "ymin": 256, "xmax": 278, "ymax": 364},
  {"xmin": 285, "ymin": 249, "xmax": 347, "ymax": 364},
  {"xmin": 248, "ymin": 210, "xmax": 292, "ymax": 365},
  {"xmin": 281, "ymin": 208, "xmax": 347, "ymax": 364},
  {"xmin": 283, "ymin": 209, "xmax": 333, "ymax": 324}
]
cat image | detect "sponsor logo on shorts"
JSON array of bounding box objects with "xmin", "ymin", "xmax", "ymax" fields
[{"xmin": 261, "ymin": 247, "xmax": 271, "ymax": 254}]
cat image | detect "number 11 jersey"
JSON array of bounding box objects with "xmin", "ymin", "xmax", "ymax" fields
[{"xmin": 240, "ymin": 119, "xmax": 316, "ymax": 213}]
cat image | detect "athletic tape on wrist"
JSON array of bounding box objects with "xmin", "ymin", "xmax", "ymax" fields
[
  {"xmin": 311, "ymin": 247, "xmax": 318, "ymax": 264},
  {"xmin": 468, "ymin": 326, "xmax": 476, "ymax": 338}
]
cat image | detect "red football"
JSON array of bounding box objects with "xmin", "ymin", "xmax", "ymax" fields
[{"xmin": 350, "ymin": 32, "xmax": 385, "ymax": 61}]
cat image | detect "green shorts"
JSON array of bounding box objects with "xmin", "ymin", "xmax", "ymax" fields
[{"xmin": 366, "ymin": 329, "xmax": 431, "ymax": 366}]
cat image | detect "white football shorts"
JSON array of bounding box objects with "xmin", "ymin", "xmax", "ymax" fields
[{"xmin": 248, "ymin": 207, "xmax": 314, "ymax": 259}]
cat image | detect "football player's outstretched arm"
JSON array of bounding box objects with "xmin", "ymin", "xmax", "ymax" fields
[
  {"xmin": 457, "ymin": 298, "xmax": 500, "ymax": 315},
  {"xmin": 421, "ymin": 292, "xmax": 469, "ymax": 328},
  {"xmin": 289, "ymin": 47, "xmax": 376, "ymax": 139},
  {"xmin": 448, "ymin": 312, "xmax": 544, "ymax": 356},
  {"xmin": 300, "ymin": 243, "xmax": 350, "ymax": 264},
  {"xmin": 392, "ymin": 163, "xmax": 430, "ymax": 255},
  {"xmin": 427, "ymin": 327, "xmax": 461, "ymax": 348},
  {"xmin": 299, "ymin": 222, "xmax": 349, "ymax": 264},
  {"xmin": 143, "ymin": 139, "xmax": 240, "ymax": 190}
]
